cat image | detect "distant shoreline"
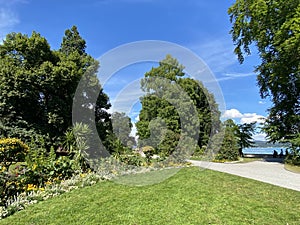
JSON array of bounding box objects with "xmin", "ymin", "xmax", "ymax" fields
[
  {"xmin": 244, "ymin": 146, "xmax": 287, "ymax": 155},
  {"xmin": 253, "ymin": 140, "xmax": 290, "ymax": 148}
]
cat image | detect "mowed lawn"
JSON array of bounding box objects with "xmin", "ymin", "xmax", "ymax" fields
[{"xmin": 1, "ymin": 167, "xmax": 299, "ymax": 225}]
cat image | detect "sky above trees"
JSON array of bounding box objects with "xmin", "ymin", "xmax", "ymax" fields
[{"xmin": 0, "ymin": 0, "xmax": 272, "ymax": 140}]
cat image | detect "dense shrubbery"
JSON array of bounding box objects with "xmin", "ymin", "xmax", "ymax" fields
[
  {"xmin": 0, "ymin": 138, "xmax": 29, "ymax": 205},
  {"xmin": 284, "ymin": 134, "xmax": 300, "ymax": 166}
]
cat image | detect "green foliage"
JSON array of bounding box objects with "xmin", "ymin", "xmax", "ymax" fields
[
  {"xmin": 0, "ymin": 26, "xmax": 112, "ymax": 145},
  {"xmin": 0, "ymin": 138, "xmax": 29, "ymax": 170},
  {"xmin": 228, "ymin": 0, "xmax": 300, "ymax": 142},
  {"xmin": 0, "ymin": 25, "xmax": 114, "ymax": 208},
  {"xmin": 111, "ymin": 112, "xmax": 136, "ymax": 148},
  {"xmin": 0, "ymin": 120, "xmax": 52, "ymax": 147},
  {"xmin": 136, "ymin": 55, "xmax": 220, "ymax": 158},
  {"xmin": 0, "ymin": 169, "xmax": 23, "ymax": 207},
  {"xmin": 61, "ymin": 123, "xmax": 91, "ymax": 171},
  {"xmin": 141, "ymin": 145, "xmax": 156, "ymax": 162},
  {"xmin": 60, "ymin": 26, "xmax": 86, "ymax": 55},
  {"xmin": 117, "ymin": 154, "xmax": 146, "ymax": 167},
  {"xmin": 236, "ymin": 122, "xmax": 256, "ymax": 156},
  {"xmin": 0, "ymin": 139, "xmax": 27, "ymax": 206},
  {"xmin": 24, "ymin": 140, "xmax": 74, "ymax": 187},
  {"xmin": 285, "ymin": 133, "xmax": 300, "ymax": 165},
  {"xmin": 209, "ymin": 120, "xmax": 239, "ymax": 161},
  {"xmin": 211, "ymin": 120, "xmax": 255, "ymax": 161}
]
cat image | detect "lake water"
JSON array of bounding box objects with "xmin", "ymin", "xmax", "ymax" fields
[{"xmin": 243, "ymin": 147, "xmax": 287, "ymax": 155}]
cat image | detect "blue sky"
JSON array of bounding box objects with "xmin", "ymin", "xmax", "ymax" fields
[{"xmin": 0, "ymin": 0, "xmax": 272, "ymax": 140}]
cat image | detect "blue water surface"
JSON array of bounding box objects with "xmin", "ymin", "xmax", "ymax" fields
[{"xmin": 243, "ymin": 147, "xmax": 287, "ymax": 154}]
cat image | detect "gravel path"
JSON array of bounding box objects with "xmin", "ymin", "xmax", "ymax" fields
[{"xmin": 188, "ymin": 160, "xmax": 300, "ymax": 192}]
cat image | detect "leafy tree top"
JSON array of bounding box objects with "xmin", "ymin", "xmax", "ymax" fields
[
  {"xmin": 60, "ymin": 25, "xmax": 86, "ymax": 56},
  {"xmin": 228, "ymin": 0, "xmax": 300, "ymax": 142}
]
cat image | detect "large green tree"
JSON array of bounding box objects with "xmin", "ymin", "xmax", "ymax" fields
[
  {"xmin": 228, "ymin": 0, "xmax": 300, "ymax": 143},
  {"xmin": 0, "ymin": 26, "xmax": 111, "ymax": 147},
  {"xmin": 136, "ymin": 55, "xmax": 220, "ymax": 158}
]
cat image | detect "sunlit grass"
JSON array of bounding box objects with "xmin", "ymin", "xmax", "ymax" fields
[
  {"xmin": 285, "ymin": 164, "xmax": 300, "ymax": 174},
  {"xmin": 237, "ymin": 157, "xmax": 263, "ymax": 163}
]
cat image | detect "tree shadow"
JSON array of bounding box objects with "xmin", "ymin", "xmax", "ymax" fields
[{"xmin": 262, "ymin": 157, "xmax": 285, "ymax": 164}]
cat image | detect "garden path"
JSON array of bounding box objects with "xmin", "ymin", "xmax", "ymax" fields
[{"xmin": 188, "ymin": 159, "xmax": 300, "ymax": 192}]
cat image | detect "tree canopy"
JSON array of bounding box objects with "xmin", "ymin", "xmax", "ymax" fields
[
  {"xmin": 228, "ymin": 0, "xmax": 300, "ymax": 143},
  {"xmin": 0, "ymin": 26, "xmax": 111, "ymax": 147},
  {"xmin": 136, "ymin": 55, "xmax": 221, "ymax": 158}
]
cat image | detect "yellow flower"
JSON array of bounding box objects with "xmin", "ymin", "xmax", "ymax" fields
[
  {"xmin": 32, "ymin": 164, "xmax": 37, "ymax": 170},
  {"xmin": 26, "ymin": 184, "xmax": 38, "ymax": 191},
  {"xmin": 45, "ymin": 181, "xmax": 52, "ymax": 185}
]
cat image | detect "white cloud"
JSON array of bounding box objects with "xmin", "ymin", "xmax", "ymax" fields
[
  {"xmin": 222, "ymin": 108, "xmax": 243, "ymax": 119},
  {"xmin": 222, "ymin": 108, "xmax": 266, "ymax": 124},
  {"xmin": 189, "ymin": 38, "xmax": 237, "ymax": 73},
  {"xmin": 258, "ymin": 101, "xmax": 266, "ymax": 105},
  {"xmin": 0, "ymin": 9, "xmax": 18, "ymax": 29},
  {"xmin": 252, "ymin": 133, "xmax": 267, "ymax": 141},
  {"xmin": 223, "ymin": 72, "xmax": 255, "ymax": 78},
  {"xmin": 0, "ymin": 2, "xmax": 23, "ymax": 41},
  {"xmin": 240, "ymin": 113, "xmax": 265, "ymax": 124},
  {"xmin": 216, "ymin": 72, "xmax": 255, "ymax": 82}
]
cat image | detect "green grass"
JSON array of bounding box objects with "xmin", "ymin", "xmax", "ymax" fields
[
  {"xmin": 285, "ymin": 164, "xmax": 300, "ymax": 173},
  {"xmin": 1, "ymin": 167, "xmax": 299, "ymax": 225},
  {"xmin": 237, "ymin": 157, "xmax": 263, "ymax": 163},
  {"xmin": 190, "ymin": 157, "xmax": 263, "ymax": 164}
]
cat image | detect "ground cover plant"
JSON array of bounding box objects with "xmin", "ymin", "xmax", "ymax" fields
[{"xmin": 0, "ymin": 167, "xmax": 299, "ymax": 225}]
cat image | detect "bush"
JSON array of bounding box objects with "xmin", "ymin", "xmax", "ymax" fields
[
  {"xmin": 24, "ymin": 146, "xmax": 76, "ymax": 187},
  {"xmin": 284, "ymin": 134, "xmax": 300, "ymax": 166},
  {"xmin": 285, "ymin": 147, "xmax": 300, "ymax": 166},
  {"xmin": 0, "ymin": 169, "xmax": 24, "ymax": 206},
  {"xmin": 118, "ymin": 154, "xmax": 146, "ymax": 166},
  {"xmin": 0, "ymin": 138, "xmax": 29, "ymax": 170},
  {"xmin": 0, "ymin": 138, "xmax": 28, "ymax": 205},
  {"xmin": 208, "ymin": 129, "xmax": 239, "ymax": 162}
]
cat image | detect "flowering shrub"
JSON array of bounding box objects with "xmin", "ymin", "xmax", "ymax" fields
[
  {"xmin": 0, "ymin": 170, "xmax": 23, "ymax": 206},
  {"xmin": 0, "ymin": 138, "xmax": 29, "ymax": 169},
  {"xmin": 0, "ymin": 138, "xmax": 28, "ymax": 206}
]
